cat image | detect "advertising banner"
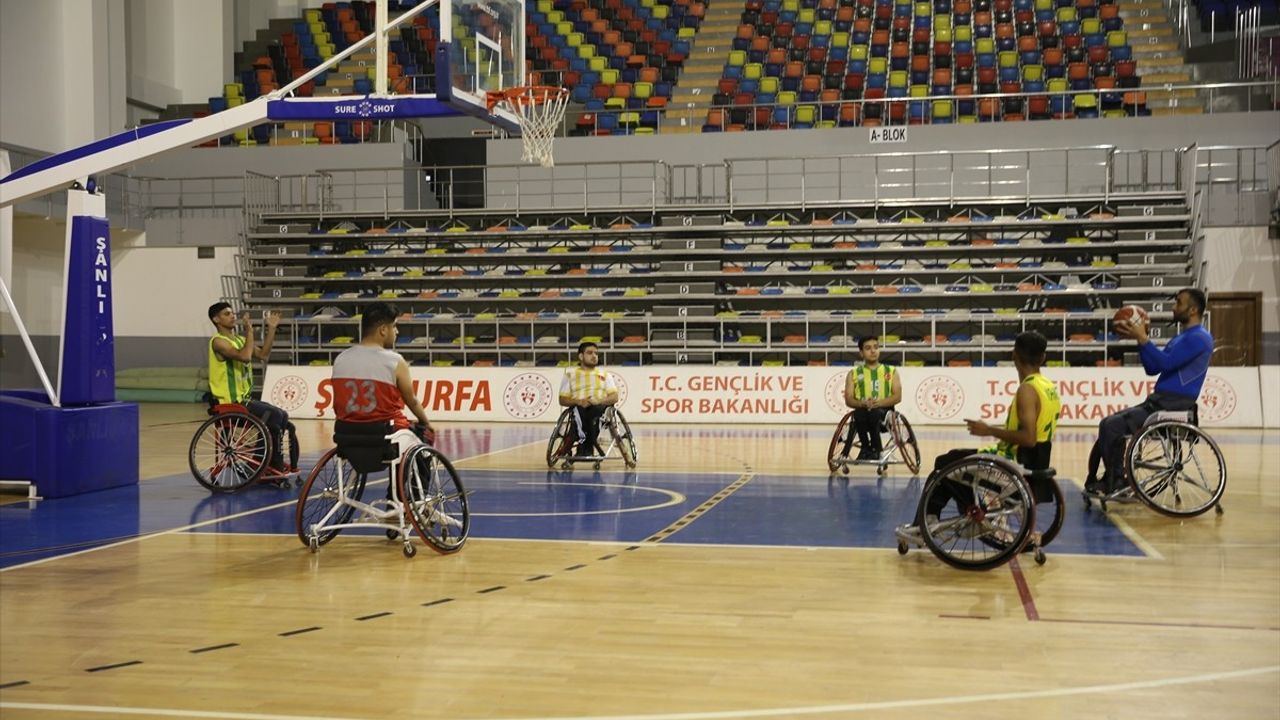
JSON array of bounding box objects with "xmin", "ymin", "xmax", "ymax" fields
[{"xmin": 264, "ymin": 364, "xmax": 1268, "ymax": 427}]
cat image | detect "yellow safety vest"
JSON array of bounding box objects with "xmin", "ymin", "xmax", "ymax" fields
[{"xmin": 208, "ymin": 334, "xmax": 253, "ymax": 404}]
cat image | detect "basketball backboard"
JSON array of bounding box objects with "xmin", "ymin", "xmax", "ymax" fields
[{"xmin": 440, "ymin": 0, "xmax": 525, "ymax": 133}]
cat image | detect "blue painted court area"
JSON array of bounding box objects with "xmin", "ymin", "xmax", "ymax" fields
[{"xmin": 0, "ymin": 463, "xmax": 1141, "ymax": 568}]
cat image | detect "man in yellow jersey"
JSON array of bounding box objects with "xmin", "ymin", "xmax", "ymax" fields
[
  {"xmin": 840, "ymin": 336, "xmax": 903, "ymax": 461},
  {"xmin": 207, "ymin": 302, "xmax": 294, "ymax": 473},
  {"xmin": 558, "ymin": 341, "xmax": 619, "ymax": 458},
  {"xmin": 907, "ymin": 331, "xmax": 1061, "ymax": 531}
]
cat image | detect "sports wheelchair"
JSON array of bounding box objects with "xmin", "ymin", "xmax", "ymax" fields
[
  {"xmin": 894, "ymin": 454, "xmax": 1065, "ymax": 570},
  {"xmin": 546, "ymin": 405, "xmax": 638, "ymax": 470},
  {"xmin": 295, "ymin": 422, "xmax": 470, "ymax": 558},
  {"xmin": 188, "ymin": 393, "xmax": 299, "ymax": 492},
  {"xmin": 827, "ymin": 409, "xmax": 922, "ymax": 477},
  {"xmin": 1083, "ymin": 409, "xmax": 1226, "ymax": 517}
]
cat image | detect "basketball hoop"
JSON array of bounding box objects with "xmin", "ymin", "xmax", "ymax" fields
[{"xmin": 486, "ymin": 86, "xmax": 570, "ymax": 168}]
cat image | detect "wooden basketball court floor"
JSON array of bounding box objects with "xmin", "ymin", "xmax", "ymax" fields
[{"xmin": 1, "ymin": 404, "xmax": 1277, "ymax": 720}]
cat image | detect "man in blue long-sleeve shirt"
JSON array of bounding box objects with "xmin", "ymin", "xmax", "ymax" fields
[{"xmin": 1085, "ymin": 288, "xmax": 1215, "ymax": 494}]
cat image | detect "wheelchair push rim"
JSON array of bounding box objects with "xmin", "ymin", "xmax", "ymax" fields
[
  {"xmin": 887, "ymin": 412, "xmax": 922, "ymax": 475},
  {"xmin": 400, "ymin": 444, "xmax": 470, "ymax": 553},
  {"xmin": 188, "ymin": 412, "xmax": 271, "ymax": 493},
  {"xmin": 295, "ymin": 447, "xmax": 368, "ymax": 547},
  {"xmin": 1124, "ymin": 420, "xmax": 1226, "ymax": 518},
  {"xmin": 826, "ymin": 411, "xmax": 855, "ymax": 473},
  {"xmin": 546, "ymin": 408, "xmax": 575, "ymax": 468},
  {"xmin": 919, "ymin": 456, "xmax": 1037, "ymax": 571}
]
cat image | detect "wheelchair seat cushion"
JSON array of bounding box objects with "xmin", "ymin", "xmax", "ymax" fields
[{"xmin": 333, "ymin": 420, "xmax": 398, "ymax": 473}]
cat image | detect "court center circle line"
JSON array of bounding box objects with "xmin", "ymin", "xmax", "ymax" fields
[{"xmin": 472, "ymin": 483, "xmax": 685, "ymax": 517}]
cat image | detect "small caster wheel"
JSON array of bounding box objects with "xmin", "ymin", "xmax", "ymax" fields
[
  {"xmin": 403, "ymin": 543, "xmax": 417, "ymax": 558},
  {"xmin": 1215, "ymin": 503, "xmax": 1224, "ymax": 515},
  {"xmin": 561, "ymin": 461, "xmax": 572, "ymax": 470},
  {"xmin": 1099, "ymin": 499, "xmax": 1108, "ymax": 512},
  {"xmin": 841, "ymin": 465, "xmax": 849, "ymax": 476},
  {"xmin": 308, "ymin": 536, "xmax": 319, "ymax": 553},
  {"xmin": 593, "ymin": 462, "xmax": 602, "ymax": 470},
  {"xmin": 1082, "ymin": 493, "xmax": 1092, "ymax": 511},
  {"xmin": 877, "ymin": 465, "xmax": 886, "ymax": 477},
  {"xmin": 1034, "ymin": 548, "xmax": 1046, "ymax": 565},
  {"xmin": 896, "ymin": 542, "xmax": 908, "ymax": 556},
  {"xmin": 386, "ymin": 529, "xmax": 399, "ymax": 540}
]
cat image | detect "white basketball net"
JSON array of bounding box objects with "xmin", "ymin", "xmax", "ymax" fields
[{"xmin": 494, "ymin": 86, "xmax": 570, "ymax": 168}]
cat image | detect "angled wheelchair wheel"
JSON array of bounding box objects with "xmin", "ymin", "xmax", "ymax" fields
[
  {"xmin": 189, "ymin": 412, "xmax": 271, "ymax": 493},
  {"xmin": 295, "ymin": 447, "xmax": 367, "ymax": 547},
  {"xmin": 546, "ymin": 408, "xmax": 576, "ymax": 469},
  {"xmin": 400, "ymin": 444, "xmax": 470, "ymax": 553},
  {"xmin": 1032, "ymin": 475, "xmax": 1066, "ymax": 549},
  {"xmin": 827, "ymin": 411, "xmax": 855, "ymax": 473},
  {"xmin": 1125, "ymin": 421, "xmax": 1226, "ymax": 518},
  {"xmin": 887, "ymin": 412, "xmax": 922, "ymax": 475},
  {"xmin": 610, "ymin": 409, "xmax": 639, "ymax": 468},
  {"xmin": 918, "ymin": 456, "xmax": 1036, "ymax": 571}
]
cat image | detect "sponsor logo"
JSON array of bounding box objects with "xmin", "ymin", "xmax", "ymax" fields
[
  {"xmin": 270, "ymin": 375, "xmax": 309, "ymax": 413},
  {"xmin": 503, "ymin": 373, "xmax": 554, "ymax": 420},
  {"xmin": 915, "ymin": 375, "xmax": 965, "ymax": 420},
  {"xmin": 824, "ymin": 371, "xmax": 849, "ymax": 414},
  {"xmin": 1197, "ymin": 375, "xmax": 1237, "ymax": 423},
  {"xmin": 608, "ymin": 371, "xmax": 629, "ymax": 406}
]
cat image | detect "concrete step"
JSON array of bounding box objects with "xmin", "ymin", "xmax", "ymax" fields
[
  {"xmin": 1145, "ymin": 87, "xmax": 1200, "ymax": 99},
  {"xmin": 1131, "ymin": 39, "xmax": 1182, "ymax": 51},
  {"xmin": 1120, "ymin": 11, "xmax": 1171, "ymax": 23},
  {"xmin": 1127, "ymin": 27, "xmax": 1175, "ymax": 38},
  {"xmin": 1141, "ymin": 70, "xmax": 1194, "ymax": 82},
  {"xmin": 1135, "ymin": 55, "xmax": 1188, "ymax": 67}
]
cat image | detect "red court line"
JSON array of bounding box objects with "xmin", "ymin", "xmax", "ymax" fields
[{"xmin": 1008, "ymin": 557, "xmax": 1040, "ymax": 621}]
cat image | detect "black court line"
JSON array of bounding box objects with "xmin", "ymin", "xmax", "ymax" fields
[
  {"xmin": 189, "ymin": 643, "xmax": 239, "ymax": 654},
  {"xmin": 526, "ymin": 574, "xmax": 551, "ymax": 582},
  {"xmin": 0, "ymin": 680, "xmax": 30, "ymax": 689},
  {"xmin": 477, "ymin": 585, "xmax": 505, "ymax": 594},
  {"xmin": 564, "ymin": 563, "xmax": 587, "ymax": 571},
  {"xmin": 355, "ymin": 612, "xmax": 393, "ymax": 621},
  {"xmin": 85, "ymin": 661, "xmax": 142, "ymax": 673},
  {"xmin": 597, "ymin": 554, "xmax": 616, "ymax": 561},
  {"xmin": 422, "ymin": 598, "xmax": 455, "ymax": 607},
  {"xmin": 278, "ymin": 626, "xmax": 322, "ymax": 637}
]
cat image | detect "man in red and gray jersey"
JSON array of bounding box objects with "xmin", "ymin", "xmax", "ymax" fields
[{"xmin": 332, "ymin": 302, "xmax": 435, "ymax": 456}]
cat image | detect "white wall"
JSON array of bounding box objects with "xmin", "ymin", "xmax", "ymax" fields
[
  {"xmin": 1202, "ymin": 226, "xmax": 1280, "ymax": 334},
  {"xmin": 0, "ymin": 0, "xmax": 127, "ymax": 152},
  {"xmin": 112, "ymin": 245, "xmax": 239, "ymax": 336},
  {"xmin": 126, "ymin": 0, "xmax": 235, "ymax": 107}
]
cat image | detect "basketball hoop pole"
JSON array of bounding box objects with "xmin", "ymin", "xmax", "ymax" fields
[
  {"xmin": 0, "ymin": 277, "xmax": 59, "ymax": 407},
  {"xmin": 375, "ymin": 0, "xmax": 389, "ymax": 96}
]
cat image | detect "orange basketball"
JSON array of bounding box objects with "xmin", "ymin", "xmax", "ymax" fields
[{"xmin": 1112, "ymin": 305, "xmax": 1149, "ymax": 326}]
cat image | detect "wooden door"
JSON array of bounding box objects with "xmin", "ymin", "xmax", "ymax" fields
[{"xmin": 1207, "ymin": 291, "xmax": 1261, "ymax": 366}]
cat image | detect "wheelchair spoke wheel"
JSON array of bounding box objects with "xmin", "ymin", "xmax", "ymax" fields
[
  {"xmin": 189, "ymin": 413, "xmax": 270, "ymax": 493},
  {"xmin": 546, "ymin": 408, "xmax": 575, "ymax": 468},
  {"xmin": 888, "ymin": 413, "xmax": 922, "ymax": 475},
  {"xmin": 827, "ymin": 411, "xmax": 855, "ymax": 472},
  {"xmin": 611, "ymin": 410, "xmax": 638, "ymax": 468},
  {"xmin": 400, "ymin": 445, "xmax": 470, "ymax": 553},
  {"xmin": 1126, "ymin": 422, "xmax": 1226, "ymax": 518},
  {"xmin": 295, "ymin": 448, "xmax": 367, "ymax": 547},
  {"xmin": 919, "ymin": 457, "xmax": 1035, "ymax": 571}
]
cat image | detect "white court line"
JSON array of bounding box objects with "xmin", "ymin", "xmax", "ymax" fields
[
  {"xmin": 0, "ymin": 440, "xmax": 545, "ymax": 574},
  {"xmin": 2, "ymin": 666, "xmax": 1276, "ymax": 720}
]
